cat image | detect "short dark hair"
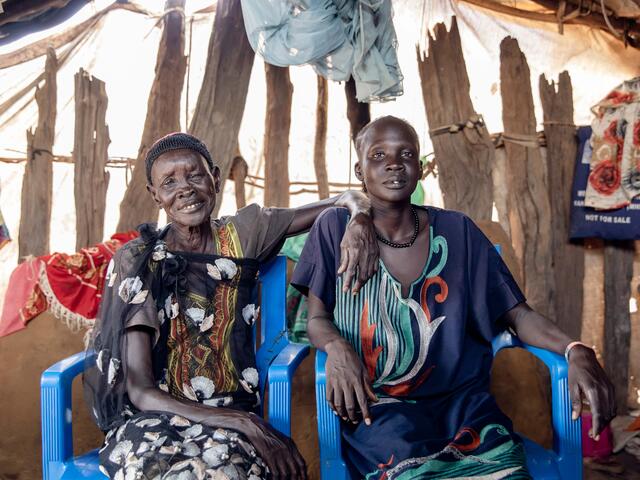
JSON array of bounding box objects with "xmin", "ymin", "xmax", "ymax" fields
[
  {"xmin": 354, "ymin": 116, "xmax": 420, "ymax": 160},
  {"xmin": 145, "ymin": 132, "xmax": 215, "ymax": 183}
]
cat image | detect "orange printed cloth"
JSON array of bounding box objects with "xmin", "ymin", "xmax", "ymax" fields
[
  {"xmin": 0, "ymin": 232, "xmax": 138, "ymax": 338},
  {"xmin": 588, "ymin": 78, "xmax": 640, "ymax": 210}
]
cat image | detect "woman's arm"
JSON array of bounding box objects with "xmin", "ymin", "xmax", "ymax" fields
[
  {"xmin": 308, "ymin": 293, "xmax": 378, "ymax": 425},
  {"xmin": 287, "ymin": 191, "xmax": 378, "ymax": 295},
  {"xmin": 502, "ymin": 303, "xmax": 616, "ymax": 439},
  {"xmin": 125, "ymin": 326, "xmax": 307, "ymax": 479}
]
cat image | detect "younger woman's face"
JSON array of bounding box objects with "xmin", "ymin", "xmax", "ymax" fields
[{"xmin": 355, "ymin": 119, "xmax": 421, "ymax": 204}]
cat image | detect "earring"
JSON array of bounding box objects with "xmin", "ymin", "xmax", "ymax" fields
[{"xmin": 362, "ymin": 182, "xmax": 367, "ymax": 193}]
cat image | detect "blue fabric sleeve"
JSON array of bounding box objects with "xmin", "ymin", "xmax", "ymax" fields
[
  {"xmin": 290, "ymin": 207, "xmax": 349, "ymax": 312},
  {"xmin": 465, "ymin": 217, "xmax": 526, "ymax": 338}
]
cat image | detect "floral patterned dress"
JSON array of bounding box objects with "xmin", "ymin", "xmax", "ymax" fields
[{"xmin": 84, "ymin": 205, "xmax": 294, "ymax": 480}]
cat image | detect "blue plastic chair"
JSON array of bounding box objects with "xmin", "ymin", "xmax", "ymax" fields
[
  {"xmin": 315, "ymin": 244, "xmax": 582, "ymax": 479},
  {"xmin": 41, "ymin": 255, "xmax": 309, "ymax": 480},
  {"xmin": 315, "ymin": 332, "xmax": 582, "ymax": 480}
]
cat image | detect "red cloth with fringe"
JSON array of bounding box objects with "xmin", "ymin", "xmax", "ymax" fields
[{"xmin": 0, "ymin": 232, "xmax": 138, "ymax": 338}]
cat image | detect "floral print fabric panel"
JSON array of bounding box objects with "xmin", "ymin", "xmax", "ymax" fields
[{"xmin": 587, "ymin": 78, "xmax": 640, "ymax": 210}]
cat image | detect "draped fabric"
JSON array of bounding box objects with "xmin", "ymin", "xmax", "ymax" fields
[
  {"xmin": 240, "ymin": 0, "xmax": 403, "ymax": 102},
  {"xmin": 0, "ymin": 232, "xmax": 138, "ymax": 338}
]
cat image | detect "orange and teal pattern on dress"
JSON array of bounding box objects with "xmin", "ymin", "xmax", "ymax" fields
[
  {"xmin": 365, "ymin": 424, "xmax": 530, "ymax": 479},
  {"xmin": 334, "ymin": 226, "xmax": 449, "ymax": 397}
]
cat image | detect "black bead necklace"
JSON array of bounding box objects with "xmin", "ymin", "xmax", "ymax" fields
[{"xmin": 375, "ymin": 206, "xmax": 419, "ymax": 248}]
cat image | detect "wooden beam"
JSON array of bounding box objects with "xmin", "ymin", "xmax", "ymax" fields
[
  {"xmin": 73, "ymin": 68, "xmax": 110, "ymax": 250},
  {"xmin": 116, "ymin": 0, "xmax": 186, "ymax": 232},
  {"xmin": 230, "ymin": 153, "xmax": 248, "ymax": 210},
  {"xmin": 604, "ymin": 240, "xmax": 634, "ymax": 415},
  {"xmin": 417, "ymin": 19, "xmax": 494, "ymax": 222},
  {"xmin": 500, "ymin": 37, "xmax": 554, "ymax": 318},
  {"xmin": 314, "ymin": 75, "xmax": 329, "ymax": 200},
  {"xmin": 18, "ymin": 48, "xmax": 57, "ymax": 259},
  {"xmin": 461, "ymin": 0, "xmax": 640, "ymax": 47},
  {"xmin": 264, "ymin": 64, "xmax": 293, "ymax": 208},
  {"xmin": 0, "ymin": 3, "xmax": 148, "ymax": 69},
  {"xmin": 539, "ymin": 72, "xmax": 583, "ymax": 338},
  {"xmin": 188, "ymin": 0, "xmax": 254, "ymax": 216},
  {"xmin": 345, "ymin": 76, "xmax": 370, "ymax": 145},
  {"xmin": 0, "ymin": 0, "xmax": 70, "ymax": 28}
]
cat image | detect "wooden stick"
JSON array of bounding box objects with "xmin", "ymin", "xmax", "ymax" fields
[
  {"xmin": 0, "ymin": 3, "xmax": 150, "ymax": 69},
  {"xmin": 345, "ymin": 76, "xmax": 370, "ymax": 145},
  {"xmin": 539, "ymin": 72, "xmax": 584, "ymax": 339},
  {"xmin": 116, "ymin": 0, "xmax": 186, "ymax": 232},
  {"xmin": 18, "ymin": 48, "xmax": 57, "ymax": 260},
  {"xmin": 500, "ymin": 36, "xmax": 554, "ymax": 318},
  {"xmin": 188, "ymin": 0, "xmax": 254, "ymax": 216},
  {"xmin": 314, "ymin": 76, "xmax": 330, "ymax": 200},
  {"xmin": 264, "ymin": 64, "xmax": 293, "ymax": 208},
  {"xmin": 417, "ymin": 19, "xmax": 495, "ymax": 222},
  {"xmin": 603, "ymin": 240, "xmax": 634, "ymax": 415},
  {"xmin": 230, "ymin": 154, "xmax": 248, "ymax": 209},
  {"xmin": 73, "ymin": 69, "xmax": 110, "ymax": 250}
]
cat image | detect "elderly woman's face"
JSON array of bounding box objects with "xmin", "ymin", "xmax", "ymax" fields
[{"xmin": 147, "ymin": 149, "xmax": 219, "ymax": 227}]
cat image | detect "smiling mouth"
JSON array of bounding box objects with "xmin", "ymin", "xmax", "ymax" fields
[
  {"xmin": 383, "ymin": 178, "xmax": 407, "ymax": 188},
  {"xmin": 178, "ymin": 201, "xmax": 204, "ymax": 212}
]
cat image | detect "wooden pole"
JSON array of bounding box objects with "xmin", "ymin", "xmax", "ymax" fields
[
  {"xmin": 345, "ymin": 76, "xmax": 370, "ymax": 145},
  {"xmin": 116, "ymin": 0, "xmax": 186, "ymax": 232},
  {"xmin": 539, "ymin": 72, "xmax": 584, "ymax": 338},
  {"xmin": 264, "ymin": 64, "xmax": 293, "ymax": 208},
  {"xmin": 18, "ymin": 47, "xmax": 56, "ymax": 260},
  {"xmin": 230, "ymin": 154, "xmax": 248, "ymax": 210},
  {"xmin": 188, "ymin": 0, "xmax": 254, "ymax": 216},
  {"xmin": 417, "ymin": 19, "xmax": 494, "ymax": 222},
  {"xmin": 314, "ymin": 76, "xmax": 330, "ymax": 200},
  {"xmin": 604, "ymin": 240, "xmax": 634, "ymax": 415},
  {"xmin": 500, "ymin": 37, "xmax": 554, "ymax": 318},
  {"xmin": 73, "ymin": 69, "xmax": 110, "ymax": 250}
]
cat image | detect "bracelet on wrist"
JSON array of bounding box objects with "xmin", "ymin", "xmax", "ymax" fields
[{"xmin": 564, "ymin": 341, "xmax": 592, "ymax": 363}]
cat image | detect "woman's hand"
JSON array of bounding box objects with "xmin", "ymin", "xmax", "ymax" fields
[
  {"xmin": 238, "ymin": 413, "xmax": 307, "ymax": 480},
  {"xmin": 568, "ymin": 345, "xmax": 616, "ymax": 439},
  {"xmin": 338, "ymin": 211, "xmax": 379, "ymax": 295},
  {"xmin": 325, "ymin": 338, "xmax": 378, "ymax": 425}
]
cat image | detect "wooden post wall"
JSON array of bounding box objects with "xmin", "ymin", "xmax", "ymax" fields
[
  {"xmin": 345, "ymin": 76, "xmax": 370, "ymax": 144},
  {"xmin": 539, "ymin": 72, "xmax": 583, "ymax": 339},
  {"xmin": 18, "ymin": 48, "xmax": 56, "ymax": 260},
  {"xmin": 417, "ymin": 19, "xmax": 494, "ymax": 222},
  {"xmin": 500, "ymin": 37, "xmax": 554, "ymax": 318},
  {"xmin": 314, "ymin": 76, "xmax": 329, "ymax": 200},
  {"xmin": 604, "ymin": 240, "xmax": 634, "ymax": 414},
  {"xmin": 117, "ymin": 0, "xmax": 186, "ymax": 232},
  {"xmin": 73, "ymin": 69, "xmax": 110, "ymax": 250},
  {"xmin": 188, "ymin": 0, "xmax": 254, "ymax": 216},
  {"xmin": 264, "ymin": 64, "xmax": 293, "ymax": 207}
]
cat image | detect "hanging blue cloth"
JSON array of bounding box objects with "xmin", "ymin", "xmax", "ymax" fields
[{"xmin": 240, "ymin": 0, "xmax": 403, "ymax": 102}]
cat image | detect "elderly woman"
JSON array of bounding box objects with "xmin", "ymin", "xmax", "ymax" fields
[
  {"xmin": 84, "ymin": 132, "xmax": 378, "ymax": 480},
  {"xmin": 291, "ymin": 116, "xmax": 616, "ymax": 479}
]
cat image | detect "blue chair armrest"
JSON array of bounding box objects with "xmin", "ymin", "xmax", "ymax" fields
[
  {"xmin": 41, "ymin": 350, "xmax": 94, "ymax": 480},
  {"xmin": 493, "ymin": 332, "xmax": 581, "ymax": 480},
  {"xmin": 268, "ymin": 342, "xmax": 310, "ymax": 436},
  {"xmin": 315, "ymin": 350, "xmax": 350, "ymax": 480}
]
